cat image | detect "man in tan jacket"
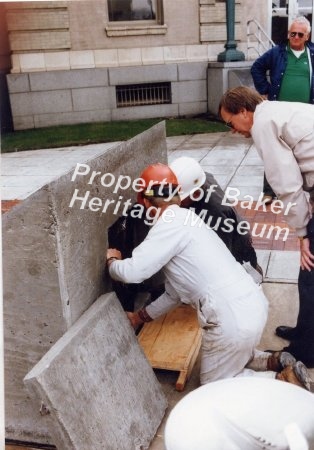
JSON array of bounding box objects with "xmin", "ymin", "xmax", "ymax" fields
[{"xmin": 219, "ymin": 86, "xmax": 314, "ymax": 366}]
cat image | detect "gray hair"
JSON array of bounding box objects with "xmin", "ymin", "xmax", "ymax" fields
[{"xmin": 290, "ymin": 16, "xmax": 311, "ymax": 33}]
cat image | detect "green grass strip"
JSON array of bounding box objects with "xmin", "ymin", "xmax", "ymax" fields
[{"xmin": 1, "ymin": 118, "xmax": 227, "ymax": 153}]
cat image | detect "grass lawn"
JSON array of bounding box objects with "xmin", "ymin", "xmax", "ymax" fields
[{"xmin": 1, "ymin": 117, "xmax": 227, "ymax": 153}]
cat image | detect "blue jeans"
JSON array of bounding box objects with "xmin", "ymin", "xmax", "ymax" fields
[{"xmin": 284, "ymin": 215, "xmax": 314, "ymax": 366}]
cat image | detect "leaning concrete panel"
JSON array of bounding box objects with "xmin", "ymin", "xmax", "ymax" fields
[
  {"xmin": 3, "ymin": 122, "xmax": 167, "ymax": 443},
  {"xmin": 24, "ymin": 293, "xmax": 167, "ymax": 450},
  {"xmin": 50, "ymin": 122, "xmax": 168, "ymax": 324},
  {"xmin": 3, "ymin": 188, "xmax": 67, "ymax": 442}
]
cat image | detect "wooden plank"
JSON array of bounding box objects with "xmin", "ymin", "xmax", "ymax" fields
[
  {"xmin": 138, "ymin": 305, "xmax": 202, "ymax": 390},
  {"xmin": 175, "ymin": 337, "xmax": 201, "ymax": 391}
]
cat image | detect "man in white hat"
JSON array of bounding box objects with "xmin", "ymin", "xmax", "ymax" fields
[
  {"xmin": 170, "ymin": 156, "xmax": 262, "ymax": 280},
  {"xmin": 107, "ymin": 163, "xmax": 311, "ymax": 389}
]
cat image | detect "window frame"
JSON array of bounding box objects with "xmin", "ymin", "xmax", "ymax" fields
[{"xmin": 105, "ymin": 0, "xmax": 166, "ymax": 37}]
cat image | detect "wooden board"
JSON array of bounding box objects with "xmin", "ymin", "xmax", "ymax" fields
[{"xmin": 138, "ymin": 304, "xmax": 202, "ymax": 391}]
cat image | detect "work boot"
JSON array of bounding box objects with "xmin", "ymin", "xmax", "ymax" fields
[
  {"xmin": 276, "ymin": 361, "xmax": 312, "ymax": 391},
  {"xmin": 267, "ymin": 351, "xmax": 296, "ymax": 372}
]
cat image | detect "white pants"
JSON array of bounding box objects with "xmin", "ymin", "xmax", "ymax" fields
[{"xmin": 200, "ymin": 285, "xmax": 271, "ymax": 385}]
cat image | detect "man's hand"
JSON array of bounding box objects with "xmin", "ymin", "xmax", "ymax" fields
[
  {"xmin": 106, "ymin": 248, "xmax": 122, "ymax": 261},
  {"xmin": 300, "ymin": 238, "xmax": 314, "ymax": 271},
  {"xmin": 126, "ymin": 312, "xmax": 143, "ymax": 330}
]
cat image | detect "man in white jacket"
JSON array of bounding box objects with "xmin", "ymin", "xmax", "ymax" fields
[
  {"xmin": 106, "ymin": 163, "xmax": 311, "ymax": 389},
  {"xmin": 219, "ymin": 86, "xmax": 314, "ymax": 367}
]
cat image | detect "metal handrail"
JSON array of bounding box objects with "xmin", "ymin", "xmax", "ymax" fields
[{"xmin": 247, "ymin": 19, "xmax": 275, "ymax": 59}]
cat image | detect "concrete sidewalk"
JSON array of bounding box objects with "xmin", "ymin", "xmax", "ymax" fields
[{"xmin": 2, "ymin": 131, "xmax": 313, "ymax": 450}]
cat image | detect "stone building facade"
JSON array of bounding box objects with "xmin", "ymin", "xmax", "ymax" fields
[{"xmin": 2, "ymin": 0, "xmax": 268, "ymax": 129}]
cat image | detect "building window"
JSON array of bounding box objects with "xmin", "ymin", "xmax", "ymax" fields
[
  {"xmin": 108, "ymin": 0, "xmax": 158, "ymax": 22},
  {"xmin": 105, "ymin": 0, "xmax": 166, "ymax": 37},
  {"xmin": 116, "ymin": 82, "xmax": 171, "ymax": 107}
]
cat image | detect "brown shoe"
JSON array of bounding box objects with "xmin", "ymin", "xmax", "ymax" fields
[
  {"xmin": 276, "ymin": 361, "xmax": 312, "ymax": 391},
  {"xmin": 267, "ymin": 351, "xmax": 296, "ymax": 372}
]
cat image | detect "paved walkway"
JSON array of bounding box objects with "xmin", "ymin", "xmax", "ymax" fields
[{"xmin": 2, "ymin": 131, "xmax": 312, "ymax": 450}]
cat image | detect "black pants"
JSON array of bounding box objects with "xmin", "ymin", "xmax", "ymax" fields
[
  {"xmin": 284, "ymin": 216, "xmax": 314, "ymax": 366},
  {"xmin": 263, "ymin": 173, "xmax": 276, "ymax": 197}
]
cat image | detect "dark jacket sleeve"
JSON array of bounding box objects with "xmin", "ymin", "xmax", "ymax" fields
[
  {"xmin": 191, "ymin": 173, "xmax": 257, "ymax": 268},
  {"xmin": 251, "ymin": 48, "xmax": 274, "ymax": 96},
  {"xmin": 107, "ymin": 204, "xmax": 165, "ymax": 311},
  {"xmin": 308, "ymin": 42, "xmax": 314, "ymax": 104},
  {"xmin": 251, "ymin": 44, "xmax": 288, "ymax": 101}
]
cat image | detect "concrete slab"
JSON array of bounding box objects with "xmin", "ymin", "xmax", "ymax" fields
[
  {"xmin": 255, "ymin": 249, "xmax": 271, "ymax": 277},
  {"xmin": 1, "ymin": 143, "xmax": 121, "ymax": 200},
  {"xmin": 260, "ymin": 282, "xmax": 299, "ymax": 351},
  {"xmin": 24, "ymin": 293, "xmax": 167, "ymax": 450},
  {"xmin": 235, "ymin": 165, "xmax": 264, "ymax": 176},
  {"xmin": 186, "ymin": 132, "xmax": 227, "ymax": 147},
  {"xmin": 241, "ymin": 145, "xmax": 264, "ymax": 165},
  {"xmin": 212, "ymin": 132, "xmax": 252, "ymax": 150},
  {"xmin": 166, "ymin": 136, "xmax": 191, "ymax": 152},
  {"xmin": 201, "ymin": 148, "xmax": 247, "ymax": 166},
  {"xmin": 229, "ymin": 174, "xmax": 263, "ymax": 187},
  {"xmin": 3, "ymin": 123, "xmax": 168, "ymax": 443},
  {"xmin": 232, "ymin": 185, "xmax": 263, "ymax": 200},
  {"xmin": 168, "ymin": 133, "xmax": 224, "ymax": 151},
  {"xmin": 168, "ymin": 148, "xmax": 209, "ymax": 163},
  {"xmin": 211, "ymin": 142, "xmax": 251, "ymax": 153},
  {"xmin": 265, "ymin": 250, "xmax": 299, "ymax": 283},
  {"xmin": 212, "ymin": 174, "xmax": 233, "ymax": 190},
  {"xmin": 200, "ymin": 164, "xmax": 238, "ymax": 176}
]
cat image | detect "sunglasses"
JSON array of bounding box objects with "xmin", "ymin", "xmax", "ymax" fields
[
  {"xmin": 225, "ymin": 113, "xmax": 235, "ymax": 128},
  {"xmin": 289, "ymin": 31, "xmax": 305, "ymax": 38}
]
